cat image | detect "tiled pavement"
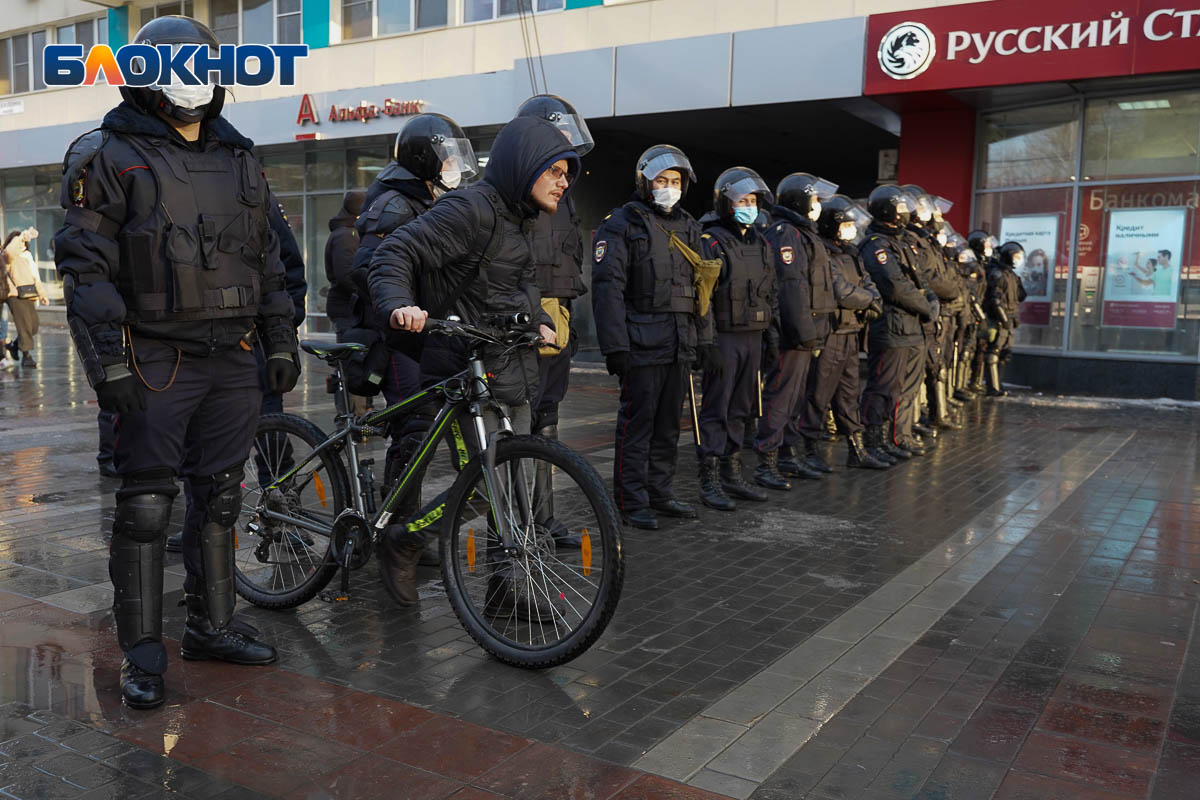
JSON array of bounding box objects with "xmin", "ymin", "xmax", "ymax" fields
[{"xmin": 2, "ymin": 332, "xmax": 1199, "ymax": 799}]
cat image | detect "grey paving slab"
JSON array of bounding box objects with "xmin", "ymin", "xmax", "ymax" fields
[
  {"xmin": 858, "ymin": 581, "xmax": 925, "ymax": 613},
  {"xmin": 687, "ymin": 768, "xmax": 759, "ymax": 800},
  {"xmin": 706, "ymin": 712, "xmax": 823, "ymax": 782},
  {"xmin": 703, "ymin": 669, "xmax": 808, "ymax": 726},
  {"xmin": 36, "ymin": 584, "xmax": 113, "ymax": 614},
  {"xmin": 812, "ymin": 605, "xmax": 891, "ymax": 644},
  {"xmin": 633, "ymin": 716, "xmax": 748, "ymax": 781},
  {"xmin": 829, "ymin": 634, "xmax": 912, "ymax": 677},
  {"xmin": 764, "ymin": 636, "xmax": 853, "ymax": 679},
  {"xmin": 775, "ymin": 669, "xmax": 870, "ymax": 720}
]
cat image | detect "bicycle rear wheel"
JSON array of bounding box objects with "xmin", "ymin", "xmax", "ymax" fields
[
  {"xmin": 441, "ymin": 434, "xmax": 623, "ymax": 668},
  {"xmin": 235, "ymin": 413, "xmax": 349, "ymax": 609}
]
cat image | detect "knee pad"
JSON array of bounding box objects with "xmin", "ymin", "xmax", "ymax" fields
[
  {"xmin": 114, "ymin": 470, "xmax": 177, "ymax": 543},
  {"xmin": 197, "ymin": 465, "xmax": 243, "ymax": 528},
  {"xmin": 533, "ymin": 406, "xmax": 559, "ymax": 431},
  {"xmin": 986, "ymin": 353, "xmax": 999, "ymax": 365}
]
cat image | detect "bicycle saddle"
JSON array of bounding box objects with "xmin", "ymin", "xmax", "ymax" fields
[{"xmin": 299, "ymin": 340, "xmax": 367, "ymax": 363}]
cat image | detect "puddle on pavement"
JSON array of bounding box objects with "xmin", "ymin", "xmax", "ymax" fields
[{"xmin": 30, "ymin": 492, "xmax": 69, "ymax": 504}]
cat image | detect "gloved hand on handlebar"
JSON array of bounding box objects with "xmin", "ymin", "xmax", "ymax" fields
[{"xmin": 390, "ymin": 306, "xmax": 429, "ymax": 333}]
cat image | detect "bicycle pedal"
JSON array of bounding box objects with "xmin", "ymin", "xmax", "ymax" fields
[{"xmin": 318, "ymin": 591, "xmax": 351, "ymax": 603}]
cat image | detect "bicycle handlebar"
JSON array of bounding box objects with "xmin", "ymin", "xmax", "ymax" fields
[{"xmin": 423, "ymin": 316, "xmax": 546, "ymax": 350}]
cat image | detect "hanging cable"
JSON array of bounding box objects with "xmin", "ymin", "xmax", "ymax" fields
[
  {"xmin": 515, "ymin": 0, "xmax": 539, "ymax": 95},
  {"xmin": 528, "ymin": 0, "xmax": 549, "ymax": 94}
]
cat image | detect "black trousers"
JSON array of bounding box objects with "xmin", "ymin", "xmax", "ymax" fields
[
  {"xmin": 862, "ymin": 344, "xmax": 922, "ymax": 441},
  {"xmin": 614, "ymin": 361, "xmax": 687, "ymax": 513},
  {"xmin": 698, "ymin": 331, "xmax": 761, "ymax": 459},
  {"xmin": 801, "ymin": 332, "xmax": 863, "ymax": 438},
  {"xmin": 755, "ymin": 348, "xmax": 813, "ymax": 453},
  {"xmin": 532, "ymin": 330, "xmax": 574, "ymax": 431},
  {"xmin": 97, "ymin": 411, "xmax": 117, "ymax": 466},
  {"xmin": 114, "ymin": 339, "xmax": 260, "ymax": 598}
]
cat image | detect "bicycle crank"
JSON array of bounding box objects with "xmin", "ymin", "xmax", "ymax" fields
[{"xmin": 330, "ymin": 510, "xmax": 373, "ymax": 570}]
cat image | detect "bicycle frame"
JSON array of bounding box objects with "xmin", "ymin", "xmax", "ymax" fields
[{"xmin": 258, "ymin": 350, "xmax": 527, "ymax": 552}]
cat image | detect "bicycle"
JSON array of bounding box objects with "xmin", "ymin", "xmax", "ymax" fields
[{"xmin": 231, "ymin": 317, "xmax": 624, "ymax": 668}]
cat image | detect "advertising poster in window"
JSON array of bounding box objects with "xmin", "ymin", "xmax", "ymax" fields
[
  {"xmin": 999, "ymin": 214, "xmax": 1058, "ymax": 325},
  {"xmin": 1101, "ymin": 207, "xmax": 1187, "ymax": 329}
]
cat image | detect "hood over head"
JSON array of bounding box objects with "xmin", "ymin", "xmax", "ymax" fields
[
  {"xmin": 484, "ymin": 116, "xmax": 579, "ymax": 218},
  {"xmin": 363, "ymin": 162, "xmax": 434, "ymax": 212},
  {"xmin": 330, "ymin": 190, "xmax": 365, "ymax": 230}
]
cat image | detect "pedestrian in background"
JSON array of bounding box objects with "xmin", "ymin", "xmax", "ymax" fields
[{"xmin": 3, "ymin": 227, "xmax": 49, "ymax": 369}]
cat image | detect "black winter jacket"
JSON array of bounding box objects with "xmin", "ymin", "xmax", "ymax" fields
[
  {"xmin": 368, "ymin": 116, "xmax": 573, "ymax": 403},
  {"xmin": 324, "ymin": 193, "xmax": 361, "ymax": 334},
  {"xmin": 860, "ymin": 223, "xmax": 933, "ymax": 349},
  {"xmin": 763, "ymin": 206, "xmax": 829, "ymax": 350},
  {"xmin": 824, "ymin": 237, "xmax": 880, "ymax": 334},
  {"xmin": 54, "ymin": 101, "xmax": 296, "ymax": 376},
  {"xmin": 986, "ymin": 265, "xmax": 1026, "ymax": 328}
]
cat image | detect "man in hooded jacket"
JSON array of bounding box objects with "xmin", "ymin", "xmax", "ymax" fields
[
  {"xmin": 325, "ymin": 190, "xmax": 365, "ymax": 336},
  {"xmin": 368, "ymin": 115, "xmax": 573, "ymax": 606}
]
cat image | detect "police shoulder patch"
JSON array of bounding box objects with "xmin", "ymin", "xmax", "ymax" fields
[
  {"xmin": 71, "ymin": 171, "xmax": 86, "ymax": 207},
  {"xmin": 276, "ymin": 202, "xmax": 289, "ymax": 225},
  {"xmin": 594, "ymin": 240, "xmax": 607, "ymax": 262},
  {"xmin": 875, "ymin": 250, "xmax": 889, "ymax": 264},
  {"xmin": 780, "ymin": 246, "xmax": 794, "ymax": 265}
]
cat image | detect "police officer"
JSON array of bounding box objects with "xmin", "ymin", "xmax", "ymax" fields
[
  {"xmin": 591, "ymin": 145, "xmax": 712, "ymax": 530},
  {"xmin": 352, "ymin": 113, "xmax": 478, "ymax": 587},
  {"xmin": 54, "ymin": 16, "xmax": 299, "ymax": 709},
  {"xmin": 516, "ymin": 95, "xmax": 594, "ymax": 548},
  {"xmin": 369, "ymin": 116, "xmax": 571, "ymax": 609},
  {"xmin": 696, "ymin": 167, "xmax": 775, "ymax": 510},
  {"xmin": 860, "ymin": 186, "xmax": 937, "ymax": 459},
  {"xmin": 945, "ymin": 232, "xmax": 986, "ymax": 400},
  {"xmin": 325, "ymin": 190, "xmax": 365, "ymax": 337},
  {"xmin": 754, "ymin": 173, "xmax": 837, "ymax": 484},
  {"xmin": 801, "ymin": 196, "xmax": 888, "ymax": 470},
  {"xmin": 900, "ymin": 186, "xmax": 962, "ymax": 436},
  {"xmin": 966, "ymin": 231, "xmax": 998, "ymax": 392},
  {"xmin": 984, "ymin": 241, "xmax": 1027, "ymax": 396}
]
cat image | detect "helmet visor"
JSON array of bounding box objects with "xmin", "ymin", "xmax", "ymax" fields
[
  {"xmin": 720, "ymin": 175, "xmax": 770, "ymax": 202},
  {"xmin": 640, "ymin": 152, "xmax": 697, "ymax": 183},
  {"xmin": 431, "ymin": 136, "xmax": 480, "ymax": 180},
  {"xmin": 911, "ymin": 194, "xmax": 934, "ymax": 221},
  {"xmin": 808, "ymin": 177, "xmax": 839, "ymax": 201},
  {"xmin": 934, "ymin": 196, "xmax": 954, "ymax": 216},
  {"xmin": 843, "ymin": 202, "xmax": 872, "ymax": 229},
  {"xmin": 545, "ymin": 111, "xmax": 594, "ymax": 157}
]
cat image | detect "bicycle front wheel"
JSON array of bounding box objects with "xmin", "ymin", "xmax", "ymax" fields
[
  {"xmin": 441, "ymin": 434, "xmax": 624, "ymax": 668},
  {"xmin": 235, "ymin": 412, "xmax": 349, "ymax": 609}
]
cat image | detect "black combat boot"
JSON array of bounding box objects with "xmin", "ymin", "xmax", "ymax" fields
[
  {"xmin": 698, "ymin": 456, "xmax": 736, "ymax": 511},
  {"xmin": 880, "ymin": 422, "xmax": 912, "ymax": 461},
  {"xmin": 802, "ymin": 437, "xmax": 833, "ymax": 474},
  {"xmin": 863, "ymin": 425, "xmax": 898, "ymax": 465},
  {"xmin": 720, "ymin": 453, "xmax": 767, "ymax": 501},
  {"xmin": 896, "ymin": 435, "xmax": 928, "ymax": 456},
  {"xmin": 778, "ymin": 445, "xmax": 822, "ymax": 479},
  {"xmin": 377, "ymin": 526, "xmax": 425, "ymax": 607},
  {"xmin": 754, "ymin": 450, "xmax": 792, "ymax": 491},
  {"xmin": 847, "ymin": 431, "xmax": 890, "ymax": 470},
  {"xmin": 181, "ymin": 593, "xmax": 277, "ymax": 665},
  {"xmin": 120, "ymin": 659, "xmax": 165, "ymax": 710}
]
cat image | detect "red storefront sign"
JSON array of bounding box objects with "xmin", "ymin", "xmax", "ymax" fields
[
  {"xmin": 296, "ymin": 93, "xmax": 425, "ymax": 125},
  {"xmin": 865, "ymin": 0, "xmax": 1200, "ymax": 95}
]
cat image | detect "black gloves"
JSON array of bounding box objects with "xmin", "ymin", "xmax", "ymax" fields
[
  {"xmin": 96, "ymin": 371, "xmax": 145, "ymax": 415},
  {"xmin": 266, "ymin": 353, "xmax": 301, "ymax": 393},
  {"xmin": 696, "ymin": 344, "xmax": 724, "ymax": 378},
  {"xmin": 864, "ymin": 298, "xmax": 883, "ymax": 322},
  {"xmin": 923, "ymin": 290, "xmax": 941, "ymax": 322},
  {"xmin": 605, "ymin": 351, "xmax": 630, "ymax": 379}
]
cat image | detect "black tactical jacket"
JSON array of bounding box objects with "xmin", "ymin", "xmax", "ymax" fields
[
  {"xmin": 860, "ymin": 223, "xmax": 934, "ymax": 349},
  {"xmin": 823, "ymin": 237, "xmax": 880, "ymax": 334}
]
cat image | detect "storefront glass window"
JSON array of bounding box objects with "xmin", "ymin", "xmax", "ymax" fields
[
  {"xmin": 243, "ymin": 0, "xmax": 274, "ymax": 44},
  {"xmin": 277, "ymin": 0, "xmax": 302, "ymax": 44},
  {"xmin": 11, "ymin": 33, "xmax": 29, "ymax": 95},
  {"xmin": 0, "ymin": 39, "xmax": 10, "ymax": 96},
  {"xmin": 978, "ymin": 102, "xmax": 1079, "ymax": 189},
  {"xmin": 262, "ymin": 151, "xmax": 304, "ymax": 194},
  {"xmin": 306, "ymin": 193, "xmax": 344, "ymax": 334},
  {"xmin": 1083, "ymin": 90, "xmax": 1200, "ymax": 182},
  {"xmin": 416, "ymin": 0, "xmax": 447, "ymax": 29},
  {"xmin": 1067, "ymin": 180, "xmax": 1199, "ymax": 358},
  {"xmin": 346, "ymin": 147, "xmax": 389, "ymax": 190},
  {"xmin": 305, "ymin": 150, "xmax": 343, "ymax": 192},
  {"xmin": 974, "ymin": 187, "xmax": 1074, "ymax": 350}
]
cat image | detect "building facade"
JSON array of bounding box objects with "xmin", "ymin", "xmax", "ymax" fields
[{"xmin": 1, "ymin": 0, "xmax": 1197, "ymax": 397}]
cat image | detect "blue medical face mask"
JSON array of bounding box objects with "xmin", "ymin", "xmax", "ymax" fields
[{"xmin": 732, "ymin": 206, "xmax": 757, "ymax": 225}]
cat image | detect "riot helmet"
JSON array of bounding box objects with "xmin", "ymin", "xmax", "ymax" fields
[
  {"xmin": 998, "ymin": 241, "xmax": 1025, "ymax": 270},
  {"xmin": 635, "ymin": 144, "xmax": 696, "ymax": 210},
  {"xmin": 393, "ymin": 113, "xmax": 479, "ymax": 192},
  {"xmin": 867, "ymin": 185, "xmax": 916, "ymax": 227},
  {"xmin": 120, "ymin": 16, "xmax": 224, "ymax": 123},
  {"xmin": 900, "ymin": 184, "xmax": 935, "ymax": 225},
  {"xmin": 818, "ymin": 194, "xmax": 872, "ymax": 242},
  {"xmin": 516, "ymin": 94, "xmax": 594, "ymax": 156},
  {"xmin": 712, "ymin": 167, "xmax": 770, "ymax": 223},
  {"xmin": 932, "ymin": 195, "xmax": 953, "ymax": 223},
  {"xmin": 776, "ymin": 173, "xmax": 838, "ymax": 221},
  {"xmin": 967, "ymin": 229, "xmax": 997, "ymax": 260}
]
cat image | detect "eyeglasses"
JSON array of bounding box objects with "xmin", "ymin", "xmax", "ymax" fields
[{"xmin": 543, "ymin": 164, "xmax": 570, "ymax": 182}]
